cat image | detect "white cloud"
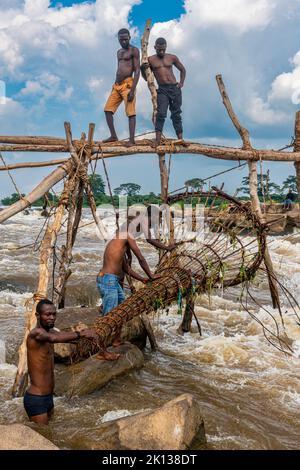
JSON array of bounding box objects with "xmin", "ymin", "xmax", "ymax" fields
[
  {"xmin": 184, "ymin": 0, "xmax": 276, "ymax": 32},
  {"xmin": 247, "ymin": 95, "xmax": 288, "ymax": 124},
  {"xmin": 268, "ymin": 51, "xmax": 300, "ymax": 105},
  {"xmin": 19, "ymin": 72, "xmax": 74, "ymax": 102}
]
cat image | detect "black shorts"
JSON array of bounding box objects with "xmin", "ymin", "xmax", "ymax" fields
[{"xmin": 23, "ymin": 391, "xmax": 54, "ymax": 417}]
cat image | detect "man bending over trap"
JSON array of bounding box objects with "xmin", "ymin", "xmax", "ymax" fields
[{"xmin": 96, "ymin": 207, "xmax": 176, "ymax": 360}]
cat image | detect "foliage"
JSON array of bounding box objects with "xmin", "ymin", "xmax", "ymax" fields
[
  {"xmin": 113, "ymin": 183, "xmax": 141, "ymax": 196},
  {"xmin": 185, "ymin": 178, "xmax": 205, "ymax": 191},
  {"xmin": 89, "ymin": 174, "xmax": 105, "ymax": 198}
]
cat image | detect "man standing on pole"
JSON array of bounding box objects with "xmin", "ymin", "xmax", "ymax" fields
[
  {"xmin": 141, "ymin": 37, "xmax": 186, "ymax": 146},
  {"xmin": 103, "ymin": 28, "xmax": 140, "ymax": 147}
]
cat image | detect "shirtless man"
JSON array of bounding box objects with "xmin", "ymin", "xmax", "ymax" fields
[
  {"xmin": 24, "ymin": 299, "xmax": 97, "ymax": 425},
  {"xmin": 103, "ymin": 28, "xmax": 140, "ymax": 146},
  {"xmin": 96, "ymin": 208, "xmax": 178, "ymax": 360},
  {"xmin": 141, "ymin": 37, "xmax": 186, "ymax": 146}
]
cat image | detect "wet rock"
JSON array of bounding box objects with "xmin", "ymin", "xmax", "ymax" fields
[
  {"xmin": 54, "ymin": 308, "xmax": 147, "ymax": 363},
  {"xmin": 0, "ymin": 424, "xmax": 59, "ymax": 450},
  {"xmin": 55, "ymin": 343, "xmax": 144, "ymax": 397},
  {"xmin": 76, "ymin": 394, "xmax": 206, "ymax": 450}
]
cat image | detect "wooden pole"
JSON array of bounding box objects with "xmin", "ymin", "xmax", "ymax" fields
[
  {"xmin": 141, "ymin": 19, "xmax": 157, "ymax": 124},
  {"xmin": 1, "ymin": 141, "xmax": 300, "ymax": 162},
  {"xmin": 215, "ymin": 74, "xmax": 281, "ymax": 311},
  {"xmin": 53, "ymin": 125, "xmax": 84, "ymax": 308},
  {"xmin": 294, "ymin": 111, "xmax": 300, "ymax": 205},
  {"xmin": 216, "ymin": 75, "xmax": 252, "ymax": 150},
  {"xmin": 0, "ymin": 160, "xmax": 73, "ymax": 224}
]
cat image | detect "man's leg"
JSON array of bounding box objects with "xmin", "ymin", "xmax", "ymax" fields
[
  {"xmin": 111, "ymin": 283, "xmax": 126, "ymax": 347},
  {"xmin": 103, "ymin": 111, "xmax": 118, "ymax": 143},
  {"xmin": 125, "ymin": 115, "xmax": 136, "ymax": 147},
  {"xmin": 170, "ymin": 87, "xmax": 183, "ymax": 140},
  {"xmin": 97, "ymin": 284, "xmax": 121, "ymax": 360},
  {"xmin": 30, "ymin": 413, "xmax": 49, "ymax": 425},
  {"xmin": 155, "ymin": 90, "xmax": 169, "ymax": 146}
]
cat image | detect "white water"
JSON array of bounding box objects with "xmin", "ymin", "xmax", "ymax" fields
[{"xmin": 0, "ymin": 210, "xmax": 299, "ymax": 449}]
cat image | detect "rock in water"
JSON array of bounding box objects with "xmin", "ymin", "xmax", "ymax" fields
[
  {"xmin": 74, "ymin": 394, "xmax": 206, "ymax": 450},
  {"xmin": 55, "ymin": 343, "xmax": 144, "ymax": 397},
  {"xmin": 0, "ymin": 424, "xmax": 58, "ymax": 450}
]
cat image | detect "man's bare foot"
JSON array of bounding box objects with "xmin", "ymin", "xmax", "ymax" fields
[
  {"xmin": 176, "ymin": 139, "xmax": 189, "ymax": 147},
  {"xmin": 102, "ymin": 136, "xmax": 118, "ymax": 143},
  {"xmin": 96, "ymin": 350, "xmax": 121, "ymax": 361},
  {"xmin": 124, "ymin": 140, "xmax": 135, "ymax": 148},
  {"xmin": 150, "ymin": 139, "xmax": 160, "ymax": 149}
]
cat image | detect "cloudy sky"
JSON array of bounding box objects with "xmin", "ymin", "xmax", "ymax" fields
[{"xmin": 1, "ymin": 0, "xmax": 300, "ymax": 199}]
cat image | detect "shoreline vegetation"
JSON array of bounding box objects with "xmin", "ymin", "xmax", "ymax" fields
[{"xmin": 1, "ymin": 173, "xmax": 298, "ymax": 208}]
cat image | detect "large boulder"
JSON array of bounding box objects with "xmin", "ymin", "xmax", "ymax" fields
[
  {"xmin": 55, "ymin": 343, "xmax": 144, "ymax": 397},
  {"xmin": 74, "ymin": 394, "xmax": 206, "ymax": 450},
  {"xmin": 0, "ymin": 424, "xmax": 58, "ymax": 450},
  {"xmin": 54, "ymin": 307, "xmax": 147, "ymax": 363}
]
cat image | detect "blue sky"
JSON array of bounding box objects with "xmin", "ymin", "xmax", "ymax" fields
[{"xmin": 0, "ymin": 0, "xmax": 299, "ymax": 199}]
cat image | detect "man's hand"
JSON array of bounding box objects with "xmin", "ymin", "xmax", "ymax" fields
[
  {"xmin": 141, "ymin": 61, "xmax": 150, "ymax": 69},
  {"xmin": 176, "ymin": 82, "xmax": 184, "ymax": 89},
  {"xmin": 149, "ymin": 273, "xmax": 161, "ymax": 281},
  {"xmin": 79, "ymin": 329, "xmax": 98, "ymax": 341},
  {"xmin": 127, "ymin": 89, "xmax": 135, "ymax": 102},
  {"xmin": 165, "ymin": 243, "xmax": 178, "ymax": 251}
]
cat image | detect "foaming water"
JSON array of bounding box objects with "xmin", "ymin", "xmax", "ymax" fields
[{"xmin": 0, "ymin": 210, "xmax": 299, "ymax": 449}]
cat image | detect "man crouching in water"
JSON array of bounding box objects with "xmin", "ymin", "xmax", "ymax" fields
[
  {"xmin": 24, "ymin": 299, "xmax": 97, "ymax": 425},
  {"xmin": 96, "ymin": 208, "xmax": 175, "ymax": 360}
]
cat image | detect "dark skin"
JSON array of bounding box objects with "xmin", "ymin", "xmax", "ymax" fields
[
  {"xmin": 141, "ymin": 42, "xmax": 186, "ymax": 146},
  {"xmin": 27, "ymin": 304, "xmax": 97, "ymax": 425},
  {"xmin": 104, "ymin": 32, "xmax": 140, "ymax": 146},
  {"xmin": 97, "ymin": 225, "xmax": 158, "ymax": 360}
]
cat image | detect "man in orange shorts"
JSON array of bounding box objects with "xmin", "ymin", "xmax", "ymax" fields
[{"xmin": 104, "ymin": 29, "xmax": 140, "ymax": 147}]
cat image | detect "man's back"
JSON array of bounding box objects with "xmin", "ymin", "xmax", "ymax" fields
[{"xmin": 102, "ymin": 237, "xmax": 128, "ymax": 276}]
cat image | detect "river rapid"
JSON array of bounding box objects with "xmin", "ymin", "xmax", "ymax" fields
[{"xmin": 0, "ymin": 209, "xmax": 299, "ymax": 450}]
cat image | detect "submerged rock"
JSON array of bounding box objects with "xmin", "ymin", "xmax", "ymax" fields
[
  {"xmin": 0, "ymin": 424, "xmax": 58, "ymax": 450},
  {"xmin": 54, "ymin": 307, "xmax": 147, "ymax": 363},
  {"xmin": 55, "ymin": 343, "xmax": 144, "ymax": 397},
  {"xmin": 74, "ymin": 393, "xmax": 206, "ymax": 450}
]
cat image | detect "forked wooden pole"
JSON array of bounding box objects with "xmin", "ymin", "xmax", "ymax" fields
[
  {"xmin": 216, "ymin": 74, "xmax": 281, "ymax": 311},
  {"xmin": 294, "ymin": 111, "xmax": 300, "ymax": 205}
]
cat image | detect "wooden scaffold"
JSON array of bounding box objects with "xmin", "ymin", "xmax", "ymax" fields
[{"xmin": 0, "ymin": 20, "xmax": 299, "ymax": 397}]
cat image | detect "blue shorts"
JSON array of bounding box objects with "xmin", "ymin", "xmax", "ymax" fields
[
  {"xmin": 96, "ymin": 273, "xmax": 125, "ymax": 316},
  {"xmin": 23, "ymin": 391, "xmax": 54, "ymax": 417}
]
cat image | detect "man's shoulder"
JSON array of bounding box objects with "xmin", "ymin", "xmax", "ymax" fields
[
  {"xmin": 130, "ymin": 45, "xmax": 140, "ymax": 56},
  {"xmin": 28, "ymin": 327, "xmax": 41, "ymax": 338}
]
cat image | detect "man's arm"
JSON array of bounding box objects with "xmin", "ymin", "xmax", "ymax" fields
[
  {"xmin": 30, "ymin": 328, "xmax": 98, "ymax": 344},
  {"xmin": 140, "ymin": 56, "xmax": 153, "ymax": 81},
  {"xmin": 128, "ymin": 47, "xmax": 141, "ymax": 101},
  {"xmin": 146, "ymin": 238, "xmax": 178, "ymax": 251},
  {"xmin": 122, "ymin": 259, "xmax": 149, "ymax": 283},
  {"xmin": 173, "ymin": 55, "xmax": 186, "ymax": 88},
  {"xmin": 127, "ymin": 236, "xmax": 154, "ymax": 279}
]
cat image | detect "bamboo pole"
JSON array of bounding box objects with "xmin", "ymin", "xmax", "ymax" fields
[
  {"xmin": 294, "ymin": 111, "xmax": 300, "ymax": 204},
  {"xmin": 141, "ymin": 19, "xmax": 157, "ymax": 124}
]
